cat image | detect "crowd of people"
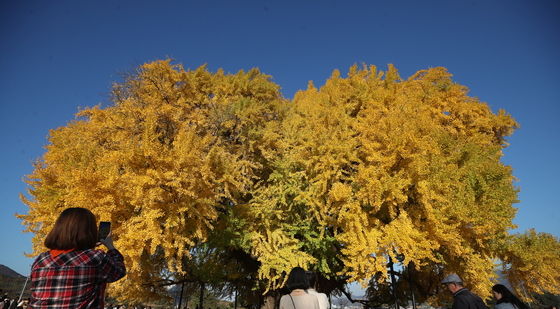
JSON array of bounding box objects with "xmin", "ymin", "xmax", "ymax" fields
[
  {"xmin": 19, "ymin": 207, "xmax": 557, "ymax": 309},
  {"xmin": 0, "ymin": 293, "xmax": 29, "ymax": 309}
]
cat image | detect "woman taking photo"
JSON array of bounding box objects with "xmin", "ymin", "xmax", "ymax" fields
[
  {"xmin": 29, "ymin": 207, "xmax": 126, "ymax": 308},
  {"xmin": 279, "ymin": 267, "xmax": 320, "ymax": 309},
  {"xmin": 492, "ymin": 284, "xmax": 529, "ymax": 309}
]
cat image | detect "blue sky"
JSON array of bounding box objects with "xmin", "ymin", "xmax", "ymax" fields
[{"xmin": 1, "ymin": 0, "xmax": 559, "ymax": 279}]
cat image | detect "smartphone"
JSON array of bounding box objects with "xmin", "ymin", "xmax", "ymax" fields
[{"xmin": 98, "ymin": 221, "xmax": 111, "ymax": 241}]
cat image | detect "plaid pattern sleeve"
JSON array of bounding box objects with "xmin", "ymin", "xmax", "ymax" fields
[{"xmin": 29, "ymin": 249, "xmax": 126, "ymax": 309}]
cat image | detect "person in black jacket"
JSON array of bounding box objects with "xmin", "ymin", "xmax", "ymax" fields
[{"xmin": 441, "ymin": 273, "xmax": 489, "ymax": 309}]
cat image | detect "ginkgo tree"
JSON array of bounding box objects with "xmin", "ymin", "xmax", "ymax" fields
[
  {"xmin": 19, "ymin": 60, "xmax": 560, "ymax": 304},
  {"xmin": 246, "ymin": 64, "xmax": 548, "ymax": 301},
  {"xmin": 19, "ymin": 59, "xmax": 286, "ymax": 302}
]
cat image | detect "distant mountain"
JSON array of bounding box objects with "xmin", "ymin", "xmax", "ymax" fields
[
  {"xmin": 0, "ymin": 264, "xmax": 26, "ymax": 279},
  {"xmin": 0, "ymin": 265, "xmax": 29, "ymax": 299}
]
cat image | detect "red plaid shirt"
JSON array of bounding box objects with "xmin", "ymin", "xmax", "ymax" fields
[{"xmin": 29, "ymin": 249, "xmax": 126, "ymax": 309}]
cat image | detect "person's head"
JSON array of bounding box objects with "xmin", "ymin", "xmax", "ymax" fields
[
  {"xmin": 286, "ymin": 267, "xmax": 310, "ymax": 291},
  {"xmin": 306, "ymin": 271, "xmax": 317, "ymax": 289},
  {"xmin": 492, "ymin": 284, "xmax": 513, "ymax": 301},
  {"xmin": 492, "ymin": 284, "xmax": 527, "ymax": 309},
  {"xmin": 441, "ymin": 273, "xmax": 464, "ymax": 294},
  {"xmin": 44, "ymin": 207, "xmax": 98, "ymax": 250},
  {"xmin": 492, "ymin": 284, "xmax": 518, "ymax": 303}
]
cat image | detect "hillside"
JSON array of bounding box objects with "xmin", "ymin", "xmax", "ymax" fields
[{"xmin": 0, "ymin": 264, "xmax": 30, "ymax": 299}]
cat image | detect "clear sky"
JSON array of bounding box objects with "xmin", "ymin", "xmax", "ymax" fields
[{"xmin": 1, "ymin": 0, "xmax": 559, "ymax": 278}]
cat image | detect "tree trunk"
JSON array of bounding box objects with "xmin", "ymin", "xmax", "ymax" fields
[
  {"xmin": 408, "ymin": 262, "xmax": 417, "ymax": 309},
  {"xmin": 178, "ymin": 282, "xmax": 185, "ymax": 309},
  {"xmin": 389, "ymin": 257, "xmax": 399, "ymax": 309},
  {"xmin": 199, "ymin": 282, "xmax": 205, "ymax": 309}
]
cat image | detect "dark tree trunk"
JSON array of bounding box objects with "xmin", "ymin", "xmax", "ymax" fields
[
  {"xmin": 178, "ymin": 282, "xmax": 185, "ymax": 309},
  {"xmin": 199, "ymin": 282, "xmax": 205, "ymax": 309},
  {"xmin": 389, "ymin": 257, "xmax": 399, "ymax": 309}
]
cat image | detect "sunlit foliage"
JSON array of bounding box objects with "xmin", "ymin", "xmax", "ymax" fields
[
  {"xmin": 19, "ymin": 60, "xmax": 285, "ymax": 301},
  {"xmin": 250, "ymin": 64, "xmax": 522, "ymax": 299},
  {"xmin": 500, "ymin": 230, "xmax": 560, "ymax": 298},
  {"xmin": 19, "ymin": 60, "xmax": 560, "ymax": 303}
]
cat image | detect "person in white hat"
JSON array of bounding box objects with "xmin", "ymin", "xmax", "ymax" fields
[{"xmin": 441, "ymin": 273, "xmax": 488, "ymax": 309}]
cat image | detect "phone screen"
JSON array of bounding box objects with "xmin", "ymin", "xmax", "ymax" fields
[{"xmin": 98, "ymin": 221, "xmax": 111, "ymax": 241}]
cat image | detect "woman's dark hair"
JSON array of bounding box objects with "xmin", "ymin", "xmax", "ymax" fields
[
  {"xmin": 306, "ymin": 271, "xmax": 317, "ymax": 288},
  {"xmin": 44, "ymin": 207, "xmax": 98, "ymax": 250},
  {"xmin": 286, "ymin": 267, "xmax": 310, "ymax": 291},
  {"xmin": 492, "ymin": 284, "xmax": 528, "ymax": 309}
]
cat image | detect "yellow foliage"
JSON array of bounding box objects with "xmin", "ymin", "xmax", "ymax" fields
[
  {"xmin": 19, "ymin": 59, "xmax": 285, "ymax": 301},
  {"xmin": 267, "ymin": 64, "xmax": 521, "ymax": 299},
  {"xmin": 19, "ymin": 60, "xmax": 559, "ymax": 303},
  {"xmin": 500, "ymin": 230, "xmax": 560, "ymax": 297}
]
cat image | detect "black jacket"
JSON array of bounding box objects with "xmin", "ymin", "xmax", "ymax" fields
[{"xmin": 452, "ymin": 288, "xmax": 489, "ymax": 309}]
